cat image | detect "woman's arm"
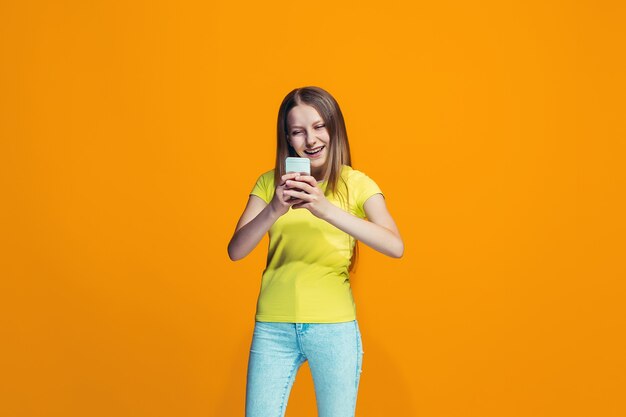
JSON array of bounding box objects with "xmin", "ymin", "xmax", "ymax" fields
[
  {"xmin": 227, "ymin": 173, "xmax": 302, "ymax": 261},
  {"xmin": 227, "ymin": 195, "xmax": 274, "ymax": 261},
  {"xmin": 323, "ymin": 194, "xmax": 404, "ymax": 258},
  {"xmin": 284, "ymin": 176, "xmax": 404, "ymax": 258}
]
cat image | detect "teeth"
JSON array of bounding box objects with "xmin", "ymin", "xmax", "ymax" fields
[{"xmin": 305, "ymin": 146, "xmax": 324, "ymax": 154}]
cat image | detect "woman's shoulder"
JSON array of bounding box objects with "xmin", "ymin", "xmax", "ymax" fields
[
  {"xmin": 341, "ymin": 165, "xmax": 375, "ymax": 183},
  {"xmin": 257, "ymin": 168, "xmax": 275, "ymax": 180},
  {"xmin": 254, "ymin": 168, "xmax": 275, "ymax": 184},
  {"xmin": 250, "ymin": 169, "xmax": 276, "ymax": 204},
  {"xmin": 251, "ymin": 169, "xmax": 275, "ymax": 190}
]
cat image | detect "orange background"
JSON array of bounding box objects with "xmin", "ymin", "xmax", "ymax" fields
[{"xmin": 1, "ymin": 1, "xmax": 625, "ymax": 416}]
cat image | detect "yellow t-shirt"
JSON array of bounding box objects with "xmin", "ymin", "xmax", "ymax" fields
[{"xmin": 250, "ymin": 165, "xmax": 383, "ymax": 323}]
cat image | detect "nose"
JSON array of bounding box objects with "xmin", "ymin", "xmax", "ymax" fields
[{"xmin": 305, "ymin": 128, "xmax": 319, "ymax": 146}]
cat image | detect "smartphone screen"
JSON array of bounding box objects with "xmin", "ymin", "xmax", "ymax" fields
[{"xmin": 285, "ymin": 157, "xmax": 311, "ymax": 175}]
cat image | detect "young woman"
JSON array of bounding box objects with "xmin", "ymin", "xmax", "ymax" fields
[{"xmin": 228, "ymin": 86, "xmax": 403, "ymax": 417}]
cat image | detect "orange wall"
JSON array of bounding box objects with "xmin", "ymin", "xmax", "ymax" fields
[{"xmin": 1, "ymin": 1, "xmax": 625, "ymax": 416}]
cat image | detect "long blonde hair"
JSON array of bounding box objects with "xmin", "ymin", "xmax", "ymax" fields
[
  {"xmin": 274, "ymin": 86, "xmax": 352, "ymax": 194},
  {"xmin": 273, "ymin": 86, "xmax": 359, "ymax": 271}
]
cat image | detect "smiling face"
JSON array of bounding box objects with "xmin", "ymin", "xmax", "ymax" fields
[{"xmin": 286, "ymin": 104, "xmax": 330, "ymax": 179}]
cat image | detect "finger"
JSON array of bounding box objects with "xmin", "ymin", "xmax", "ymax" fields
[
  {"xmin": 281, "ymin": 172, "xmax": 301, "ymax": 182},
  {"xmin": 291, "ymin": 199, "xmax": 309, "ymax": 209},
  {"xmin": 280, "ymin": 172, "xmax": 300, "ymax": 187},
  {"xmin": 285, "ymin": 180, "xmax": 316, "ymax": 194},
  {"xmin": 286, "ymin": 197, "xmax": 305, "ymax": 207},
  {"xmin": 294, "ymin": 175, "xmax": 317, "ymax": 187},
  {"xmin": 282, "ymin": 191, "xmax": 303, "ymax": 202},
  {"xmin": 284, "ymin": 189, "xmax": 311, "ymax": 201},
  {"xmin": 283, "ymin": 192, "xmax": 299, "ymax": 202}
]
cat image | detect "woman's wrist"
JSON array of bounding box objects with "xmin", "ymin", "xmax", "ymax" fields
[
  {"xmin": 318, "ymin": 200, "xmax": 341, "ymax": 222},
  {"xmin": 268, "ymin": 199, "xmax": 286, "ymax": 219}
]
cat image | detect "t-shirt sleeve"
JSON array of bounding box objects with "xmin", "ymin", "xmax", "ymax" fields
[
  {"xmin": 250, "ymin": 171, "xmax": 274, "ymax": 204},
  {"xmin": 354, "ymin": 171, "xmax": 383, "ymax": 219}
]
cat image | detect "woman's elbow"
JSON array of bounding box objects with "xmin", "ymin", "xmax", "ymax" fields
[
  {"xmin": 390, "ymin": 238, "xmax": 404, "ymax": 259},
  {"xmin": 227, "ymin": 242, "xmax": 244, "ymax": 261}
]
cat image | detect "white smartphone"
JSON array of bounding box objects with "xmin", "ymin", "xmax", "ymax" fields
[{"xmin": 285, "ymin": 157, "xmax": 311, "ymax": 175}]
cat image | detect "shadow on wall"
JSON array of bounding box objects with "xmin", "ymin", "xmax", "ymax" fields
[{"xmin": 215, "ymin": 325, "xmax": 416, "ymax": 416}]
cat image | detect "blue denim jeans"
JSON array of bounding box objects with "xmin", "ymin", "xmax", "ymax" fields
[{"xmin": 245, "ymin": 320, "xmax": 364, "ymax": 417}]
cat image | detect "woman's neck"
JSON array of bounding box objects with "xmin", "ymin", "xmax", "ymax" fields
[{"xmin": 311, "ymin": 166, "xmax": 325, "ymax": 182}]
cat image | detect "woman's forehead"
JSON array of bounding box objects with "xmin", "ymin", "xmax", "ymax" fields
[{"xmin": 287, "ymin": 104, "xmax": 324, "ymax": 125}]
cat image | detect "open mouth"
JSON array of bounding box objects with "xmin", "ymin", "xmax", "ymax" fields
[{"xmin": 304, "ymin": 146, "xmax": 325, "ymax": 157}]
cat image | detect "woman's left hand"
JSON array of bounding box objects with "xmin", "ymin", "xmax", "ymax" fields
[{"xmin": 283, "ymin": 175, "xmax": 335, "ymax": 219}]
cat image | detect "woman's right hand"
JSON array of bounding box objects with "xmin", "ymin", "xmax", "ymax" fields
[{"xmin": 270, "ymin": 172, "xmax": 303, "ymax": 216}]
